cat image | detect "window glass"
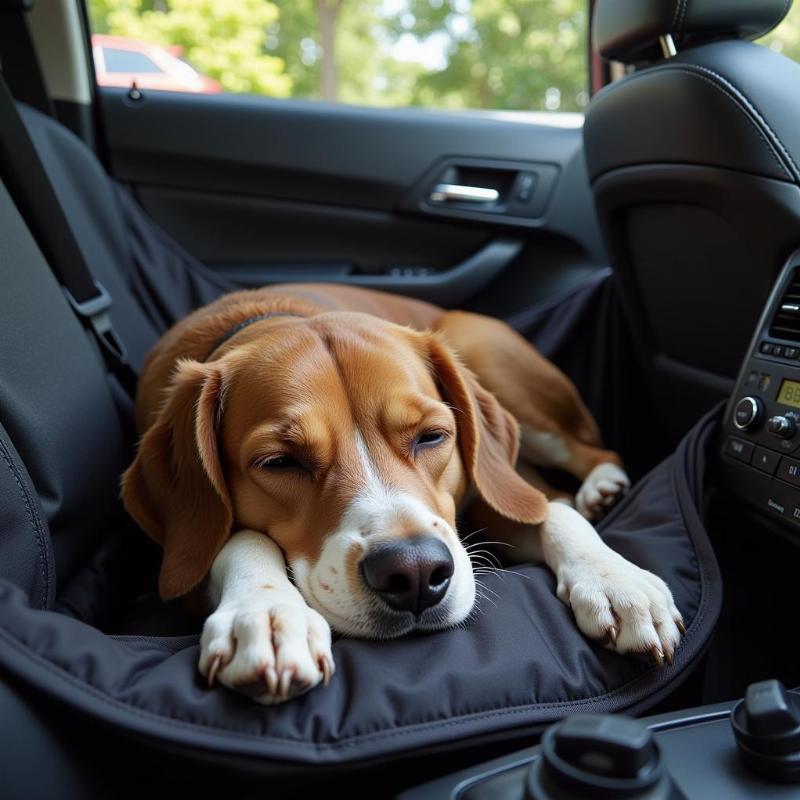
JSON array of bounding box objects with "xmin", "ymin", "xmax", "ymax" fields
[
  {"xmin": 101, "ymin": 48, "xmax": 162, "ymax": 74},
  {"xmin": 87, "ymin": 0, "xmax": 588, "ymax": 112},
  {"xmin": 759, "ymin": 4, "xmax": 800, "ymax": 60}
]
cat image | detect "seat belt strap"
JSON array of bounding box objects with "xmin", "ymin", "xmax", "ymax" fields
[
  {"xmin": 0, "ymin": 0, "xmax": 54, "ymax": 116},
  {"xmin": 0, "ymin": 75, "xmax": 137, "ymax": 396}
]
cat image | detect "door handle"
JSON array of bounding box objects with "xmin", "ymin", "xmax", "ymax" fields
[{"xmin": 429, "ymin": 183, "xmax": 499, "ymax": 204}]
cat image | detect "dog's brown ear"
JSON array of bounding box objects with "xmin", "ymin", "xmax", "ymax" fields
[
  {"xmin": 427, "ymin": 336, "xmax": 548, "ymax": 526},
  {"xmin": 121, "ymin": 359, "xmax": 231, "ymax": 600}
]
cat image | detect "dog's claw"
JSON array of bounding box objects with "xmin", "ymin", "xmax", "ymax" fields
[
  {"xmin": 279, "ymin": 669, "xmax": 292, "ymax": 700},
  {"xmin": 650, "ymin": 646, "xmax": 665, "ymax": 669},
  {"xmin": 319, "ymin": 654, "xmax": 333, "ymax": 687},
  {"xmin": 207, "ymin": 655, "xmax": 222, "ymax": 688},
  {"xmin": 664, "ymin": 649, "xmax": 674, "ymax": 667},
  {"xmin": 599, "ymin": 625, "xmax": 618, "ymax": 646},
  {"xmin": 676, "ymin": 618, "xmax": 686, "ymax": 635},
  {"xmin": 265, "ymin": 667, "xmax": 278, "ymax": 696}
]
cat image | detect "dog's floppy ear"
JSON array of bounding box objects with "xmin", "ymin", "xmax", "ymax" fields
[
  {"xmin": 121, "ymin": 359, "xmax": 231, "ymax": 600},
  {"xmin": 427, "ymin": 336, "xmax": 548, "ymax": 526}
]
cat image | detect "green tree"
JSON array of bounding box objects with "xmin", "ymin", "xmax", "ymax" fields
[
  {"xmin": 89, "ymin": 0, "xmax": 292, "ymax": 96},
  {"xmin": 761, "ymin": 3, "xmax": 800, "ymax": 62},
  {"xmin": 388, "ymin": 0, "xmax": 587, "ymax": 112},
  {"xmin": 269, "ymin": 0, "xmax": 417, "ymax": 106}
]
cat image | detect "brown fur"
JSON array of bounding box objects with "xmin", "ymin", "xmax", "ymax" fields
[{"xmin": 121, "ymin": 284, "xmax": 618, "ymax": 599}]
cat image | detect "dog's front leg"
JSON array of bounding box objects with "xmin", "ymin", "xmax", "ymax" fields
[
  {"xmin": 524, "ymin": 503, "xmax": 685, "ymax": 665},
  {"xmin": 198, "ymin": 530, "xmax": 334, "ymax": 704}
]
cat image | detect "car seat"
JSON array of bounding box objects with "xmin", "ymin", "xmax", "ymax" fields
[
  {"xmin": 0, "ymin": 89, "xmax": 722, "ymax": 793},
  {"xmin": 585, "ymin": 0, "xmax": 800, "ymax": 443}
]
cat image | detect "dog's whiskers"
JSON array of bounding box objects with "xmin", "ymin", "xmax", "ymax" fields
[
  {"xmin": 474, "ymin": 580, "xmax": 498, "ymax": 609},
  {"xmin": 477, "ymin": 584, "xmax": 501, "ymax": 603},
  {"xmin": 465, "ymin": 552, "xmax": 501, "ymax": 568},
  {"xmin": 472, "ymin": 562, "xmax": 535, "ymax": 584},
  {"xmin": 460, "ymin": 528, "xmax": 488, "ymax": 544},
  {"xmin": 464, "ymin": 539, "xmax": 514, "ymax": 549}
]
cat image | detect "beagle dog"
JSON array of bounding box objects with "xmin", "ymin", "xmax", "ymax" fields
[{"xmin": 122, "ymin": 284, "xmax": 684, "ymax": 704}]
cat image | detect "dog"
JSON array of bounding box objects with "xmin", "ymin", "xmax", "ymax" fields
[{"xmin": 121, "ymin": 283, "xmax": 684, "ymax": 704}]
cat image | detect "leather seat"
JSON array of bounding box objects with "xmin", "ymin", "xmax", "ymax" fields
[{"xmin": 585, "ymin": 0, "xmax": 800, "ymax": 442}]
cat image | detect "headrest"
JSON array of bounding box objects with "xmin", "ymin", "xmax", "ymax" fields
[{"xmin": 594, "ymin": 0, "xmax": 792, "ymax": 63}]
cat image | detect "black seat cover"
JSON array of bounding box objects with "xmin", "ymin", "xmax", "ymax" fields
[
  {"xmin": 0, "ymin": 104, "xmax": 722, "ymax": 773},
  {"xmin": 585, "ymin": 0, "xmax": 800, "ymax": 445}
]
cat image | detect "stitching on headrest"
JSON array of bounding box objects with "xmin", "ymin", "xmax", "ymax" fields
[{"xmin": 679, "ymin": 0, "xmax": 690, "ymax": 35}]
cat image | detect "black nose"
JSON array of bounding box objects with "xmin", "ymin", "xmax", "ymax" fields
[{"xmin": 360, "ymin": 536, "xmax": 454, "ymax": 615}]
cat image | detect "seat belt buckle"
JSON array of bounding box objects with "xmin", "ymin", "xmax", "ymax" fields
[{"xmin": 63, "ymin": 279, "xmax": 130, "ymax": 365}]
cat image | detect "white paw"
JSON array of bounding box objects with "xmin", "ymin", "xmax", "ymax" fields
[
  {"xmin": 198, "ymin": 594, "xmax": 334, "ymax": 704},
  {"xmin": 576, "ymin": 463, "xmax": 630, "ymax": 520},
  {"xmin": 557, "ymin": 550, "xmax": 685, "ymax": 666}
]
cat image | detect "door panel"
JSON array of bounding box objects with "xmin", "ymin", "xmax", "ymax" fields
[{"xmin": 97, "ymin": 88, "xmax": 606, "ymax": 314}]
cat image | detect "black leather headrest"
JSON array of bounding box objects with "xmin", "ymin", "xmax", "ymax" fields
[{"xmin": 594, "ymin": 0, "xmax": 792, "ymax": 62}]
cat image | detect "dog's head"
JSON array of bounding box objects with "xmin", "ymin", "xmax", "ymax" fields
[{"xmin": 122, "ymin": 313, "xmax": 547, "ymax": 638}]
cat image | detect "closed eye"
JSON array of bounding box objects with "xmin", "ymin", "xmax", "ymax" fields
[
  {"xmin": 252, "ymin": 454, "xmax": 306, "ymax": 471},
  {"xmin": 413, "ymin": 430, "xmax": 449, "ymax": 452}
]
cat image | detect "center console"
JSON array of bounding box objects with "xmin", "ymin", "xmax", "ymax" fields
[
  {"xmin": 721, "ymin": 251, "xmax": 800, "ymax": 528},
  {"xmin": 399, "ymin": 681, "xmax": 800, "ymax": 799}
]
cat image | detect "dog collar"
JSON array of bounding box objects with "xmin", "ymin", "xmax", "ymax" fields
[{"xmin": 205, "ymin": 311, "xmax": 304, "ymax": 361}]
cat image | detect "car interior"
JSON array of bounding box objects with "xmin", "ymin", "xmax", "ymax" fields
[{"xmin": 2, "ymin": 0, "xmax": 800, "ymax": 797}]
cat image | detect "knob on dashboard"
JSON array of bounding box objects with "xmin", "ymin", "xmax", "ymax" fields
[
  {"xmin": 767, "ymin": 415, "xmax": 797, "ymax": 439},
  {"xmin": 733, "ymin": 396, "xmax": 764, "ymax": 431},
  {"xmin": 526, "ymin": 714, "xmax": 677, "ymax": 799},
  {"xmin": 731, "ymin": 680, "xmax": 800, "ymax": 783}
]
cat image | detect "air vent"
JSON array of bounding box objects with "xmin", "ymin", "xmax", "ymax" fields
[{"xmin": 769, "ymin": 270, "xmax": 800, "ymax": 342}]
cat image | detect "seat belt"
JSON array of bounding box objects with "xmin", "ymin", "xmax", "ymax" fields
[
  {"xmin": 0, "ymin": 75, "xmax": 137, "ymax": 396},
  {"xmin": 0, "ymin": 0, "xmax": 54, "ymax": 116}
]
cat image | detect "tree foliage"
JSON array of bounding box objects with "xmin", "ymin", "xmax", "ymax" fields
[
  {"xmin": 761, "ymin": 3, "xmax": 800, "ymax": 62},
  {"xmin": 89, "ymin": 0, "xmax": 800, "ymax": 114},
  {"xmin": 387, "ymin": 0, "xmax": 587, "ymax": 111}
]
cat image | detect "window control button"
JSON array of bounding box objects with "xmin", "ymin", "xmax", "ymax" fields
[
  {"xmin": 725, "ymin": 437, "xmax": 754, "ymax": 463},
  {"xmin": 753, "ymin": 447, "xmax": 781, "ymax": 475}
]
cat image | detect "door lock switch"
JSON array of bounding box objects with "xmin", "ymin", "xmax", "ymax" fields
[{"xmin": 515, "ymin": 172, "xmax": 536, "ymax": 203}]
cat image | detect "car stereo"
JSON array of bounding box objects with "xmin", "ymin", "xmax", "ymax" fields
[{"xmin": 722, "ymin": 251, "xmax": 800, "ymax": 527}]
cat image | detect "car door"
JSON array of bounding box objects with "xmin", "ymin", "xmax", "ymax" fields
[{"xmin": 87, "ymin": 0, "xmax": 605, "ymax": 320}]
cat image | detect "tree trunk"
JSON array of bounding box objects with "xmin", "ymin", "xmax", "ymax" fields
[{"xmin": 317, "ymin": 0, "xmax": 342, "ymax": 102}]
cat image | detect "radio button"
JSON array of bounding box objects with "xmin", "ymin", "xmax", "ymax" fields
[
  {"xmin": 786, "ymin": 347, "xmax": 800, "ymax": 360},
  {"xmin": 725, "ymin": 437, "xmax": 754, "ymax": 463},
  {"xmin": 734, "ymin": 396, "xmax": 763, "ymax": 430},
  {"xmin": 753, "ymin": 447, "xmax": 781, "ymax": 475},
  {"xmin": 778, "ymin": 457, "xmax": 800, "ymax": 486},
  {"xmin": 761, "ymin": 342, "xmax": 775, "ymax": 355}
]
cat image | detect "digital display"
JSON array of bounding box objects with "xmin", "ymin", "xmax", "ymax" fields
[{"xmin": 777, "ymin": 379, "xmax": 800, "ymax": 409}]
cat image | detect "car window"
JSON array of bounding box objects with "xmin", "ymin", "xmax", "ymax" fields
[
  {"xmin": 101, "ymin": 48, "xmax": 162, "ymax": 74},
  {"xmin": 759, "ymin": 3, "xmax": 800, "ymax": 60},
  {"xmin": 86, "ymin": 0, "xmax": 588, "ymax": 113}
]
